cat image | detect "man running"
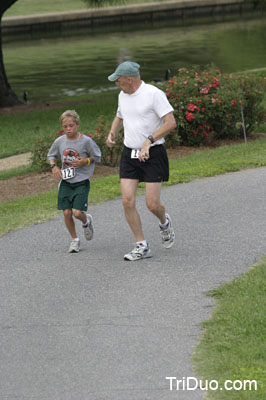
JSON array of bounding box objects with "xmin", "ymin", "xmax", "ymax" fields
[{"xmin": 106, "ymin": 61, "xmax": 177, "ymax": 261}]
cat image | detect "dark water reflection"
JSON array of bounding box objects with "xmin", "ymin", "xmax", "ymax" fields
[{"xmin": 3, "ymin": 16, "xmax": 266, "ymax": 102}]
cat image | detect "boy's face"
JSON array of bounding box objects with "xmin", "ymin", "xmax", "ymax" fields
[{"xmin": 61, "ymin": 117, "xmax": 80, "ymax": 139}]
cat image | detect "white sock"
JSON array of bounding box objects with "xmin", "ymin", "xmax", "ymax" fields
[
  {"xmin": 137, "ymin": 240, "xmax": 147, "ymax": 247},
  {"xmin": 73, "ymin": 237, "xmax": 80, "ymax": 241},
  {"xmin": 160, "ymin": 217, "xmax": 169, "ymax": 229}
]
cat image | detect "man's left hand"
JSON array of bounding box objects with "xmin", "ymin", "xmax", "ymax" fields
[{"xmin": 139, "ymin": 139, "xmax": 151, "ymax": 162}]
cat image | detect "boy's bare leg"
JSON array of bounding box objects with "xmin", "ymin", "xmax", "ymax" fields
[
  {"xmin": 63, "ymin": 209, "xmax": 78, "ymax": 238},
  {"xmin": 72, "ymin": 209, "xmax": 87, "ymax": 225}
]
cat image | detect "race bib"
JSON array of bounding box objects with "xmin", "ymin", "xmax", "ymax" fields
[
  {"xmin": 61, "ymin": 167, "xmax": 75, "ymax": 180},
  {"xmin": 131, "ymin": 149, "xmax": 140, "ymax": 159}
]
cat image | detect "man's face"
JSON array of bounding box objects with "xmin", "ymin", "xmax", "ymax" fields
[{"xmin": 116, "ymin": 76, "xmax": 132, "ymax": 93}]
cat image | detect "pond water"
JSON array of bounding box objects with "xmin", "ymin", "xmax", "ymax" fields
[{"xmin": 3, "ymin": 15, "xmax": 266, "ymax": 102}]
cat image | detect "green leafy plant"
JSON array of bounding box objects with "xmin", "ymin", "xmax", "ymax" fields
[
  {"xmin": 30, "ymin": 136, "xmax": 55, "ymax": 171},
  {"xmin": 162, "ymin": 67, "xmax": 266, "ymax": 146},
  {"xmin": 90, "ymin": 114, "xmax": 124, "ymax": 167}
]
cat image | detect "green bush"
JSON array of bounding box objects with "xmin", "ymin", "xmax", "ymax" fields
[
  {"xmin": 162, "ymin": 66, "xmax": 266, "ymax": 146},
  {"xmin": 31, "ymin": 136, "xmax": 55, "ymax": 171},
  {"xmin": 89, "ymin": 114, "xmax": 124, "ymax": 167}
]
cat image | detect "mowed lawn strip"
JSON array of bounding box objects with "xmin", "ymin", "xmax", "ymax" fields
[{"xmin": 192, "ymin": 259, "xmax": 266, "ymax": 399}]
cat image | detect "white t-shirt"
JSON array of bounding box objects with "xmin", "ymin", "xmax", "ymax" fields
[{"xmin": 116, "ymin": 81, "xmax": 174, "ymax": 149}]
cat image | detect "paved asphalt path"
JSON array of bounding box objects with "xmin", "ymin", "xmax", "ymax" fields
[{"xmin": 1, "ymin": 167, "xmax": 266, "ymax": 400}]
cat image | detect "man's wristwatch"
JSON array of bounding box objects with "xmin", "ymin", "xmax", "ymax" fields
[
  {"xmin": 50, "ymin": 164, "xmax": 57, "ymax": 169},
  {"xmin": 147, "ymin": 135, "xmax": 154, "ymax": 144}
]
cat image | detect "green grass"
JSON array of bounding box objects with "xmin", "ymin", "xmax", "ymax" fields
[
  {"xmin": 4, "ymin": 0, "xmax": 166, "ymax": 17},
  {"xmin": 0, "ymin": 190, "xmax": 60, "ymax": 233},
  {"xmin": 0, "ymin": 164, "xmax": 38, "ymax": 180},
  {"xmin": 166, "ymin": 137, "xmax": 266, "ymax": 185},
  {"xmin": 4, "ymin": 0, "xmax": 88, "ymax": 16},
  {"xmin": 0, "ymin": 91, "xmax": 118, "ymax": 159},
  {"xmin": 192, "ymin": 259, "xmax": 266, "ymax": 399}
]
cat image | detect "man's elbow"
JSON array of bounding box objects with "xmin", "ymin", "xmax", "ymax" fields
[{"xmin": 169, "ymin": 117, "xmax": 177, "ymax": 131}]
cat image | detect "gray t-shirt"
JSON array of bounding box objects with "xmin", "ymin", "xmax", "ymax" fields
[{"xmin": 47, "ymin": 134, "xmax": 101, "ymax": 183}]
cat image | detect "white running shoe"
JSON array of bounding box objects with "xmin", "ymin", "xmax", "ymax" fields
[
  {"xmin": 69, "ymin": 239, "xmax": 80, "ymax": 253},
  {"xmin": 83, "ymin": 214, "xmax": 94, "ymax": 241},
  {"xmin": 124, "ymin": 243, "xmax": 152, "ymax": 261},
  {"xmin": 160, "ymin": 213, "xmax": 175, "ymax": 249}
]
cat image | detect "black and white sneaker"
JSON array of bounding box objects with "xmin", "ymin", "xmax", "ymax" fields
[
  {"xmin": 124, "ymin": 243, "xmax": 152, "ymax": 261},
  {"xmin": 160, "ymin": 213, "xmax": 175, "ymax": 249}
]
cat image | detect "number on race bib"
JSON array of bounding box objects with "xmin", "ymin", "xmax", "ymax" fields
[
  {"xmin": 61, "ymin": 167, "xmax": 75, "ymax": 180},
  {"xmin": 131, "ymin": 149, "xmax": 140, "ymax": 159}
]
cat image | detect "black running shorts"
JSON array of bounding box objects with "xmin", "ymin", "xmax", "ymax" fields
[{"xmin": 120, "ymin": 144, "xmax": 169, "ymax": 182}]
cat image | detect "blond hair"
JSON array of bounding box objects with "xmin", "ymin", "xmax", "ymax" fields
[{"xmin": 59, "ymin": 110, "xmax": 80, "ymax": 124}]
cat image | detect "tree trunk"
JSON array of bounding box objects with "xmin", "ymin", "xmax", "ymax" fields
[{"xmin": 0, "ymin": 0, "xmax": 22, "ymax": 107}]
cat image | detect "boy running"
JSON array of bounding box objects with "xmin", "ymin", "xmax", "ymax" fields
[{"xmin": 48, "ymin": 110, "xmax": 101, "ymax": 253}]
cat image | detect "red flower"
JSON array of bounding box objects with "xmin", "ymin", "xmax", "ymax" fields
[
  {"xmin": 185, "ymin": 111, "xmax": 195, "ymax": 122},
  {"xmin": 188, "ymin": 103, "xmax": 200, "ymax": 112},
  {"xmin": 188, "ymin": 103, "xmax": 196, "ymax": 111},
  {"xmin": 225, "ymin": 114, "xmax": 230, "ymax": 118},
  {"xmin": 212, "ymin": 77, "xmax": 220, "ymax": 87}
]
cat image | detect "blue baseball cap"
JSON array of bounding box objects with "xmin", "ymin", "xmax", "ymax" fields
[{"xmin": 108, "ymin": 61, "xmax": 140, "ymax": 81}]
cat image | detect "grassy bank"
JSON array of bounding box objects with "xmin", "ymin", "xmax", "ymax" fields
[
  {"xmin": 192, "ymin": 259, "xmax": 266, "ymax": 399},
  {"xmin": 4, "ymin": 0, "xmax": 165, "ymax": 17},
  {"xmin": 0, "ymin": 91, "xmax": 118, "ymax": 159}
]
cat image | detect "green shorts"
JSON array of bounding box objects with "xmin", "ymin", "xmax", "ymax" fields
[{"xmin": 58, "ymin": 179, "xmax": 90, "ymax": 211}]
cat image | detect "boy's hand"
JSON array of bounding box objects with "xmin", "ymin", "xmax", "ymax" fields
[
  {"xmin": 71, "ymin": 157, "xmax": 88, "ymax": 168},
  {"xmin": 52, "ymin": 166, "xmax": 62, "ymax": 180}
]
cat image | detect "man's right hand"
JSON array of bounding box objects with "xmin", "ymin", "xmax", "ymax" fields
[{"xmin": 106, "ymin": 131, "xmax": 116, "ymax": 148}]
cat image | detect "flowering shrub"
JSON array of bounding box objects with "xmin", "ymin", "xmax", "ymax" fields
[
  {"xmin": 31, "ymin": 115, "xmax": 124, "ymax": 171},
  {"xmin": 31, "ymin": 136, "xmax": 55, "ymax": 170},
  {"xmin": 89, "ymin": 114, "xmax": 124, "ymax": 167},
  {"xmin": 162, "ymin": 67, "xmax": 266, "ymax": 146}
]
